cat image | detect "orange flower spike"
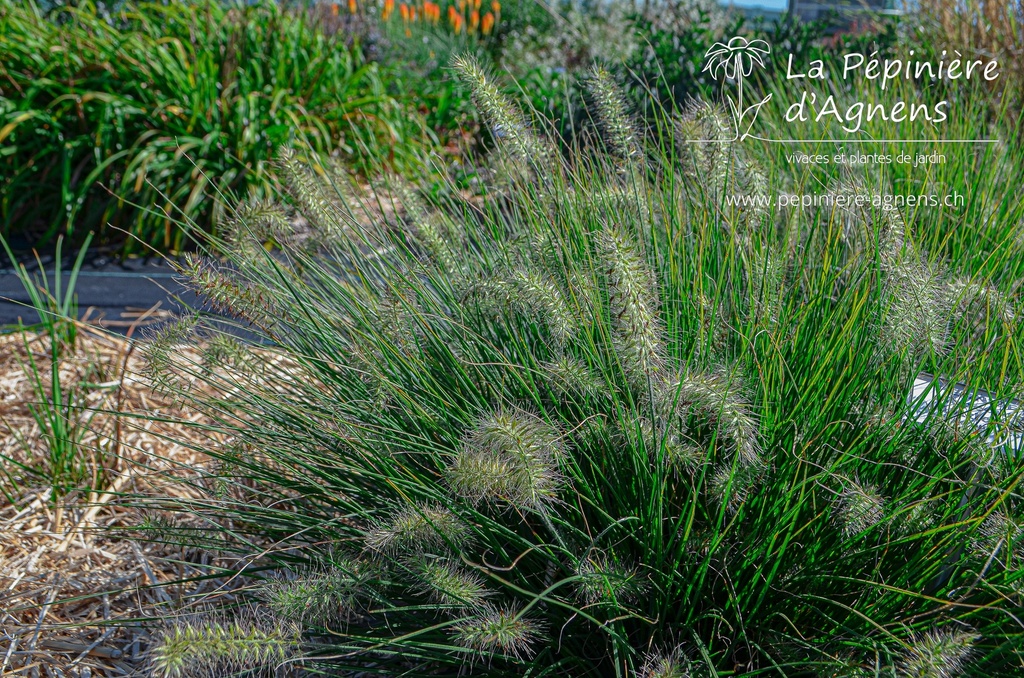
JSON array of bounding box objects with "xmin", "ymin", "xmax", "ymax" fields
[
  {"xmin": 400, "ymin": 2, "xmax": 409, "ymax": 21},
  {"xmin": 481, "ymin": 10, "xmax": 494, "ymax": 34},
  {"xmin": 491, "ymin": 0, "xmax": 499, "ymax": 13},
  {"xmin": 348, "ymin": 0, "xmax": 357, "ymax": 14},
  {"xmin": 473, "ymin": 0, "xmax": 481, "ymax": 10},
  {"xmin": 454, "ymin": 12, "xmax": 464, "ymax": 33},
  {"xmin": 469, "ymin": 9, "xmax": 479, "ymax": 30},
  {"xmin": 448, "ymin": 4, "xmax": 456, "ymax": 24},
  {"xmin": 331, "ymin": 2, "xmax": 339, "ymax": 15}
]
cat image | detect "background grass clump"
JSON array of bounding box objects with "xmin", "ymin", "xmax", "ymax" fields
[
  {"xmin": 0, "ymin": 0, "xmax": 428, "ymax": 253},
  {"xmin": 133, "ymin": 53, "xmax": 1024, "ymax": 676}
]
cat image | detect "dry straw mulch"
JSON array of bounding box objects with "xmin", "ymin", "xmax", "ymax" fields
[{"xmin": 0, "ymin": 321, "xmax": 237, "ymax": 677}]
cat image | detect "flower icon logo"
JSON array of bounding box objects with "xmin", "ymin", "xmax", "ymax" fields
[
  {"xmin": 703, "ymin": 36, "xmax": 773, "ymax": 140},
  {"xmin": 704, "ymin": 36, "xmax": 770, "ymax": 79}
]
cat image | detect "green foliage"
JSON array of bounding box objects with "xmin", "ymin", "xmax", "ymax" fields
[
  {"xmin": 142, "ymin": 55, "xmax": 1024, "ymax": 676},
  {"xmin": 0, "ymin": 0, "xmax": 427, "ymax": 252},
  {"xmin": 0, "ymin": 233, "xmax": 103, "ymax": 502},
  {"xmin": 1, "ymin": 232, "xmax": 91, "ymax": 351}
]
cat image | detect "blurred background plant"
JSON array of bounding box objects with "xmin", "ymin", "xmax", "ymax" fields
[
  {"xmin": 0, "ymin": 0, "xmax": 431, "ymax": 254},
  {"xmin": 904, "ymin": 0, "xmax": 1023, "ymax": 117}
]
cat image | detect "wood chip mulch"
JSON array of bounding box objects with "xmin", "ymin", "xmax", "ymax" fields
[{"xmin": 0, "ymin": 323, "xmax": 241, "ymax": 677}]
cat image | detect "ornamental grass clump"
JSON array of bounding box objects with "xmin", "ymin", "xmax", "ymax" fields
[{"xmin": 142, "ymin": 56, "xmax": 1024, "ymax": 676}]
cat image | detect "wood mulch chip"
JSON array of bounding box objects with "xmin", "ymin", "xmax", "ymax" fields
[{"xmin": 0, "ymin": 323, "xmax": 241, "ymax": 677}]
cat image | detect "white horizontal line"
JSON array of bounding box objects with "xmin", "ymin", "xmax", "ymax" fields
[{"xmin": 746, "ymin": 135, "xmax": 1000, "ymax": 144}]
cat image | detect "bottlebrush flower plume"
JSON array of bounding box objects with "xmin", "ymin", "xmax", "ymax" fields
[
  {"xmin": 447, "ymin": 409, "xmax": 565, "ymax": 511},
  {"xmin": 365, "ymin": 503, "xmax": 469, "ymax": 556},
  {"xmin": 597, "ymin": 227, "xmax": 666, "ymax": 391},
  {"xmin": 450, "ymin": 604, "xmax": 543, "ymax": 660},
  {"xmin": 898, "ymin": 628, "xmax": 978, "ymax": 678}
]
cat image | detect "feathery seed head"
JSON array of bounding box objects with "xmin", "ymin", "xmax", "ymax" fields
[
  {"xmin": 971, "ymin": 510, "xmax": 1023, "ymax": 564},
  {"xmin": 231, "ymin": 198, "xmax": 291, "ymax": 241},
  {"xmin": 834, "ymin": 478, "xmax": 885, "ymax": 538},
  {"xmin": 148, "ymin": 613, "xmax": 300, "ymax": 678},
  {"xmin": 471, "ymin": 409, "xmax": 565, "ymax": 461},
  {"xmin": 748, "ymin": 245, "xmax": 784, "ymax": 328},
  {"xmin": 662, "ymin": 434, "xmax": 705, "ymax": 472},
  {"xmin": 709, "ymin": 462, "xmax": 760, "ymax": 514},
  {"xmin": 447, "ymin": 448, "xmax": 516, "ymax": 503},
  {"xmin": 543, "ymin": 356, "xmax": 605, "ymax": 401},
  {"xmin": 946, "ymin": 278, "xmax": 1016, "ymax": 339},
  {"xmin": 504, "ymin": 268, "xmax": 580, "ymax": 345},
  {"xmin": 262, "ymin": 563, "xmax": 372, "ymax": 626},
  {"xmin": 574, "ymin": 554, "xmax": 646, "ymax": 606},
  {"xmin": 830, "ymin": 179, "xmax": 909, "ymax": 269},
  {"xmin": 897, "ymin": 500, "xmax": 937, "ymax": 537},
  {"xmin": 448, "ymin": 409, "xmax": 565, "ymax": 510},
  {"xmin": 415, "ymin": 559, "xmax": 492, "ymax": 609},
  {"xmin": 898, "ymin": 628, "xmax": 978, "ymax": 678},
  {"xmin": 878, "ymin": 203, "xmax": 909, "ymax": 263},
  {"xmin": 585, "ymin": 66, "xmax": 642, "ymax": 171},
  {"xmin": 675, "ymin": 100, "xmax": 733, "ymax": 194},
  {"xmin": 665, "ymin": 370, "xmax": 762, "ymax": 469},
  {"xmin": 181, "ymin": 254, "xmax": 283, "ymax": 329},
  {"xmin": 394, "ymin": 180, "xmax": 461, "ymax": 274},
  {"xmin": 450, "ymin": 603, "xmax": 543, "ymax": 660},
  {"xmin": 640, "ymin": 644, "xmax": 694, "ymax": 678},
  {"xmin": 276, "ymin": 146, "xmax": 344, "ymax": 237},
  {"xmin": 741, "ymin": 160, "xmax": 770, "ymax": 231},
  {"xmin": 598, "ymin": 227, "xmax": 666, "ymax": 390},
  {"xmin": 452, "ymin": 55, "xmax": 554, "ymax": 173},
  {"xmin": 880, "ymin": 257, "xmax": 948, "ymax": 362},
  {"xmin": 143, "ymin": 314, "xmax": 200, "ymax": 390},
  {"xmin": 201, "ymin": 334, "xmax": 250, "ymax": 371},
  {"xmin": 365, "ymin": 503, "xmax": 469, "ymax": 556}
]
